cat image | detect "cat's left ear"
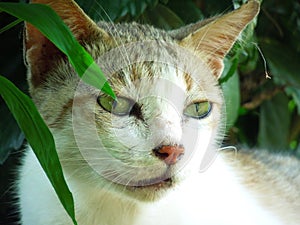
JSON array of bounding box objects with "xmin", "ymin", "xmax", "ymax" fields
[
  {"xmin": 171, "ymin": 0, "xmax": 260, "ymax": 78},
  {"xmin": 25, "ymin": 0, "xmax": 111, "ymax": 89}
]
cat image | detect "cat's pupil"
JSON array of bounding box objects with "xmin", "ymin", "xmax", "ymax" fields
[
  {"xmin": 129, "ymin": 102, "xmax": 144, "ymax": 121},
  {"xmin": 183, "ymin": 101, "xmax": 212, "ymax": 119},
  {"xmin": 98, "ymin": 95, "xmax": 143, "ymax": 119}
]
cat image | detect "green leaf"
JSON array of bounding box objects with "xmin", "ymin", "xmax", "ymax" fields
[
  {"xmin": 258, "ymin": 93, "xmax": 290, "ymax": 150},
  {"xmin": 221, "ymin": 63, "xmax": 241, "ymax": 130},
  {"xmin": 78, "ymin": 0, "xmax": 159, "ymax": 22},
  {"xmin": 124, "ymin": 0, "xmax": 158, "ymax": 18},
  {"xmin": 0, "ymin": 14, "xmax": 27, "ymax": 163},
  {"xmin": 166, "ymin": 0, "xmax": 204, "ymax": 24},
  {"xmin": 261, "ymin": 40, "xmax": 300, "ymax": 115},
  {"xmin": 0, "ymin": 103, "xmax": 24, "ymax": 165},
  {"xmin": 0, "ymin": 18, "xmax": 22, "ymax": 34},
  {"xmin": 76, "ymin": 0, "xmax": 130, "ymax": 21},
  {"xmin": 0, "ymin": 2, "xmax": 115, "ymax": 99},
  {"xmin": 219, "ymin": 56, "xmax": 239, "ymax": 84},
  {"xmin": 0, "ymin": 75, "xmax": 77, "ymax": 225},
  {"xmin": 203, "ymin": 0, "xmax": 232, "ymax": 16},
  {"xmin": 286, "ymin": 87, "xmax": 300, "ymax": 114},
  {"xmin": 141, "ymin": 3, "xmax": 184, "ymax": 29},
  {"xmin": 261, "ymin": 40, "xmax": 300, "ymax": 86}
]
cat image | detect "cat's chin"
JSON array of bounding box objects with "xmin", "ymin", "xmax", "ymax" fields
[
  {"xmin": 131, "ymin": 177, "xmax": 173, "ymax": 190},
  {"xmin": 119, "ymin": 176, "xmax": 179, "ymax": 202},
  {"xmin": 99, "ymin": 167, "xmax": 183, "ymax": 201}
]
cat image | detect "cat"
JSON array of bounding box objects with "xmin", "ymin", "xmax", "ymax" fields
[{"xmin": 18, "ymin": 0, "xmax": 300, "ymax": 224}]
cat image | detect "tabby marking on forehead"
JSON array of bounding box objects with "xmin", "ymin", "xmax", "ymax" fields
[{"xmin": 184, "ymin": 72, "xmax": 193, "ymax": 92}]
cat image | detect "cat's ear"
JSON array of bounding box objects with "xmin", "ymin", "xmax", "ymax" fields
[
  {"xmin": 172, "ymin": 0, "xmax": 260, "ymax": 78},
  {"xmin": 25, "ymin": 0, "xmax": 111, "ymax": 88}
]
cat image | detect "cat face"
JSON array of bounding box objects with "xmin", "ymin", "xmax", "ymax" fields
[
  {"xmin": 69, "ymin": 42, "xmax": 223, "ymax": 200},
  {"xmin": 25, "ymin": 0, "xmax": 259, "ymax": 201}
]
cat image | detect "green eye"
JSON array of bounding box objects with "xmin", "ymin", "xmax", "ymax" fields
[
  {"xmin": 97, "ymin": 96, "xmax": 134, "ymax": 116},
  {"xmin": 183, "ymin": 101, "xmax": 212, "ymax": 119}
]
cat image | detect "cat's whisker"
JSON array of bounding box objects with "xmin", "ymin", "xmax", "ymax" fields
[
  {"xmin": 123, "ymin": 172, "xmax": 138, "ymax": 188},
  {"xmin": 218, "ymin": 145, "xmax": 238, "ymax": 153},
  {"xmin": 93, "ymin": 1, "xmax": 132, "ymax": 68},
  {"xmin": 59, "ymin": 157, "xmax": 110, "ymax": 162},
  {"xmin": 112, "ymin": 171, "xmax": 131, "ymax": 185},
  {"xmin": 65, "ymin": 168, "xmax": 82, "ymax": 179},
  {"xmin": 217, "ymin": 145, "xmax": 238, "ymax": 161},
  {"xmin": 194, "ymin": 24, "xmax": 212, "ymax": 54},
  {"xmin": 100, "ymin": 170, "xmax": 123, "ymax": 184}
]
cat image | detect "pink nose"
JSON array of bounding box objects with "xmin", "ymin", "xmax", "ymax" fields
[{"xmin": 153, "ymin": 145, "xmax": 185, "ymax": 165}]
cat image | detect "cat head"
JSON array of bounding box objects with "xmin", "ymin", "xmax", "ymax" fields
[{"xmin": 25, "ymin": 0, "xmax": 259, "ymax": 201}]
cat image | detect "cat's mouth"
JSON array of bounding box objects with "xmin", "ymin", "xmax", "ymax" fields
[
  {"xmin": 131, "ymin": 177, "xmax": 173, "ymax": 189},
  {"xmin": 101, "ymin": 166, "xmax": 177, "ymax": 188},
  {"xmin": 122, "ymin": 175, "xmax": 176, "ymax": 202},
  {"xmin": 124, "ymin": 169, "xmax": 178, "ymax": 193}
]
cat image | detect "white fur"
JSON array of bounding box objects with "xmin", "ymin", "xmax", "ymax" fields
[
  {"xmin": 18, "ymin": 55, "xmax": 286, "ymax": 225},
  {"xmin": 19, "ymin": 148, "xmax": 285, "ymax": 225}
]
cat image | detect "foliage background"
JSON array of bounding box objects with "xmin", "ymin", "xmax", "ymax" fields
[{"xmin": 1, "ymin": 0, "xmax": 300, "ymax": 224}]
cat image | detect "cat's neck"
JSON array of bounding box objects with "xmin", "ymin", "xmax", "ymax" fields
[
  {"xmin": 70, "ymin": 152, "xmax": 282, "ymax": 225},
  {"xmin": 66, "ymin": 176, "xmax": 140, "ymax": 225},
  {"xmin": 134, "ymin": 153, "xmax": 283, "ymax": 225}
]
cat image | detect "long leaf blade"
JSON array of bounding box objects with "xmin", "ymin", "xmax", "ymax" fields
[
  {"xmin": 0, "ymin": 75, "xmax": 77, "ymax": 225},
  {"xmin": 0, "ymin": 18, "xmax": 23, "ymax": 34},
  {"xmin": 0, "ymin": 2, "xmax": 115, "ymax": 99},
  {"xmin": 258, "ymin": 93, "xmax": 290, "ymax": 150}
]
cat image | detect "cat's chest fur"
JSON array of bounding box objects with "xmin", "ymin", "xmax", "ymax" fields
[
  {"xmin": 136, "ymin": 156, "xmax": 284, "ymax": 225},
  {"xmin": 20, "ymin": 148, "xmax": 284, "ymax": 225}
]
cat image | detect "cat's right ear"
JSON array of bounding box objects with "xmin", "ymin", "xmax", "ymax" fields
[
  {"xmin": 171, "ymin": 0, "xmax": 260, "ymax": 78},
  {"xmin": 25, "ymin": 0, "xmax": 111, "ymax": 89}
]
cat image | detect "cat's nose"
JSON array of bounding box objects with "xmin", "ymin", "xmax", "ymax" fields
[{"xmin": 153, "ymin": 145, "xmax": 184, "ymax": 165}]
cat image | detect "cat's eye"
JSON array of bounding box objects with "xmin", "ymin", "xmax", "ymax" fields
[
  {"xmin": 98, "ymin": 96, "xmax": 134, "ymax": 116},
  {"xmin": 183, "ymin": 101, "xmax": 212, "ymax": 119}
]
